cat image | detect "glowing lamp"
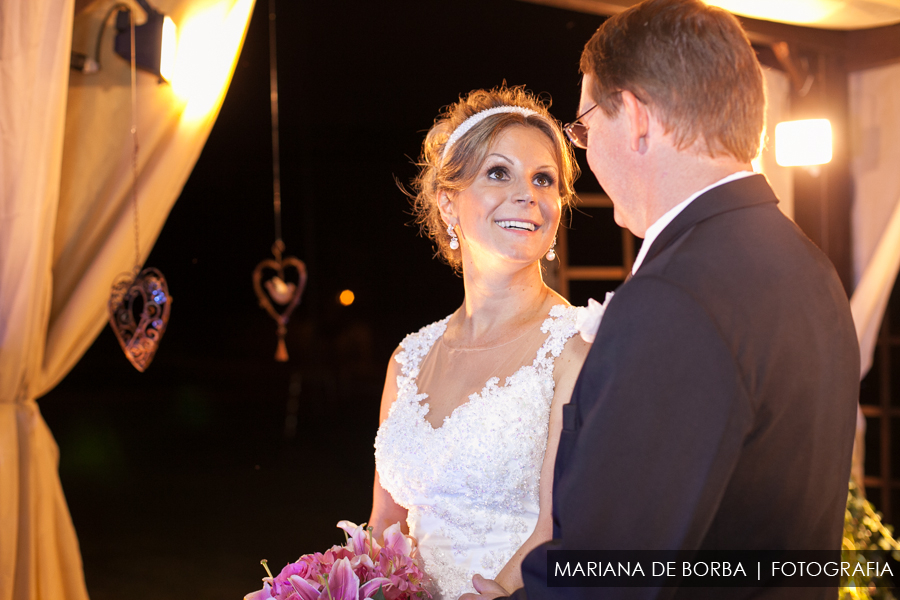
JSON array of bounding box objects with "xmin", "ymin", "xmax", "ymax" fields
[
  {"xmin": 160, "ymin": 16, "xmax": 177, "ymax": 81},
  {"xmin": 114, "ymin": 0, "xmax": 178, "ymax": 82},
  {"xmin": 704, "ymin": 0, "xmax": 833, "ymax": 26},
  {"xmin": 775, "ymin": 119, "xmax": 833, "ymax": 167},
  {"xmin": 339, "ymin": 290, "xmax": 355, "ymax": 306},
  {"xmin": 170, "ymin": 0, "xmax": 254, "ymax": 119}
]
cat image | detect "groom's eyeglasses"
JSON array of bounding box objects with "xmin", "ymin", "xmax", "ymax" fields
[{"xmin": 564, "ymin": 104, "xmax": 598, "ymax": 150}]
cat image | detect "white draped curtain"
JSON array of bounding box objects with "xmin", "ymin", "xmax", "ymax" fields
[
  {"xmin": 0, "ymin": 0, "xmax": 254, "ymax": 597},
  {"xmin": 848, "ymin": 62, "xmax": 900, "ymax": 485},
  {"xmin": 0, "ymin": 2, "xmax": 81, "ymax": 598},
  {"xmin": 849, "ymin": 61, "xmax": 900, "ymax": 375}
]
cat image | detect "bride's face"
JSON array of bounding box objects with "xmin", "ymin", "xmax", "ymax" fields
[{"xmin": 446, "ymin": 125, "xmax": 561, "ymax": 271}]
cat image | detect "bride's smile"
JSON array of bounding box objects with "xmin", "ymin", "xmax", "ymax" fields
[{"xmin": 495, "ymin": 219, "xmax": 538, "ymax": 231}]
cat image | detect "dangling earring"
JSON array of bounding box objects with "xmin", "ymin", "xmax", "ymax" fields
[
  {"xmin": 545, "ymin": 236, "xmax": 557, "ymax": 261},
  {"xmin": 448, "ymin": 223, "xmax": 459, "ymax": 250}
]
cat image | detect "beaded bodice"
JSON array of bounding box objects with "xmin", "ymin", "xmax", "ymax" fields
[{"xmin": 374, "ymin": 304, "xmax": 579, "ymax": 599}]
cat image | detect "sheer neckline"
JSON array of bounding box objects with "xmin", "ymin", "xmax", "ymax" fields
[
  {"xmin": 414, "ymin": 304, "xmax": 568, "ymax": 431},
  {"xmin": 438, "ymin": 293, "xmax": 563, "ymax": 352},
  {"xmin": 438, "ymin": 322, "xmax": 534, "ymax": 352}
]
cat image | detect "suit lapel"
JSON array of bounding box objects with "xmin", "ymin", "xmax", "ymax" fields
[{"xmin": 638, "ymin": 174, "xmax": 779, "ymax": 272}]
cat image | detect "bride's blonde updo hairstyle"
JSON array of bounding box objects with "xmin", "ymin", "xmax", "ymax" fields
[{"xmin": 411, "ymin": 85, "xmax": 579, "ymax": 271}]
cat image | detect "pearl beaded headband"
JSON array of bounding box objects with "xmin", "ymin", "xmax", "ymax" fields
[{"xmin": 441, "ymin": 106, "xmax": 541, "ymax": 162}]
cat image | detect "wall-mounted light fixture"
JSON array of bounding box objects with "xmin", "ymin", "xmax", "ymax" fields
[
  {"xmin": 70, "ymin": 0, "xmax": 177, "ymax": 81},
  {"xmin": 71, "ymin": 0, "xmax": 255, "ymax": 121},
  {"xmin": 113, "ymin": 0, "xmax": 177, "ymax": 81},
  {"xmin": 775, "ymin": 119, "xmax": 833, "ymax": 167}
]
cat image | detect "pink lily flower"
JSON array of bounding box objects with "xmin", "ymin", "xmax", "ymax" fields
[
  {"xmin": 350, "ymin": 553, "xmax": 376, "ymax": 583},
  {"xmin": 351, "ymin": 554, "xmax": 375, "ymax": 570},
  {"xmin": 288, "ymin": 575, "xmax": 322, "ymax": 600},
  {"xmin": 337, "ymin": 520, "xmax": 377, "ymax": 556},
  {"xmin": 244, "ymin": 581, "xmax": 275, "ymax": 600},
  {"xmin": 280, "ymin": 561, "xmax": 315, "ymax": 583},
  {"xmin": 381, "ymin": 523, "xmax": 411, "ymax": 556},
  {"xmin": 322, "ymin": 558, "xmax": 360, "ymax": 600},
  {"xmin": 359, "ymin": 577, "xmax": 392, "ymax": 599}
]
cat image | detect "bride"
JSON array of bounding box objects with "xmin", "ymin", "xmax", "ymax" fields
[{"xmin": 371, "ymin": 86, "xmax": 591, "ymax": 599}]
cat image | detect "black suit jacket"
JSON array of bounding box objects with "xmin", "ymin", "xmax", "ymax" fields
[{"xmin": 510, "ymin": 175, "xmax": 859, "ymax": 599}]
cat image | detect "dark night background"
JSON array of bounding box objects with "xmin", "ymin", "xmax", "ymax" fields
[{"xmin": 39, "ymin": 1, "xmax": 612, "ymax": 598}]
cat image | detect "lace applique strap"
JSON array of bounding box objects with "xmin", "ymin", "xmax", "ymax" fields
[
  {"xmin": 394, "ymin": 315, "xmax": 451, "ymax": 379},
  {"xmin": 534, "ymin": 304, "xmax": 580, "ymax": 375}
]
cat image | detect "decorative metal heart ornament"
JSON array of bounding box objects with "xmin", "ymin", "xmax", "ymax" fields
[
  {"xmin": 253, "ymin": 250, "xmax": 307, "ymax": 361},
  {"xmin": 108, "ymin": 268, "xmax": 172, "ymax": 372}
]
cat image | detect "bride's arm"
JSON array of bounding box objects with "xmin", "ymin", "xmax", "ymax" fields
[
  {"xmin": 369, "ymin": 347, "xmax": 410, "ymax": 540},
  {"xmin": 493, "ymin": 335, "xmax": 592, "ymax": 592}
]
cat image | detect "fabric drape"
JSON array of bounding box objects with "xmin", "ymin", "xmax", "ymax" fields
[
  {"xmin": 849, "ymin": 62, "xmax": 900, "ymax": 377},
  {"xmin": 0, "ymin": 0, "xmax": 255, "ymax": 598},
  {"xmin": 847, "ymin": 62, "xmax": 900, "ymax": 486},
  {"xmin": 0, "ymin": 2, "xmax": 84, "ymax": 599},
  {"xmin": 851, "ymin": 198, "xmax": 900, "ymax": 378},
  {"xmin": 848, "ymin": 196, "xmax": 900, "ymax": 486}
]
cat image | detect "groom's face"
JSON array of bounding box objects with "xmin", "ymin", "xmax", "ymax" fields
[{"xmin": 578, "ymin": 76, "xmax": 641, "ymax": 236}]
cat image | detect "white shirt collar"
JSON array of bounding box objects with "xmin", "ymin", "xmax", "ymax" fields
[{"xmin": 630, "ymin": 171, "xmax": 755, "ymax": 275}]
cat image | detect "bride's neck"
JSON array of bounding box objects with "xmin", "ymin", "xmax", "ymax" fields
[{"xmin": 451, "ymin": 262, "xmax": 552, "ymax": 346}]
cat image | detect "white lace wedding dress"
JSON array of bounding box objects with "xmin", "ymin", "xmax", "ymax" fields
[{"xmin": 374, "ymin": 304, "xmax": 580, "ymax": 600}]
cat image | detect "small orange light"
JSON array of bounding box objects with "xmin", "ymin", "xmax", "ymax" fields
[{"xmin": 339, "ymin": 290, "xmax": 355, "ymax": 306}]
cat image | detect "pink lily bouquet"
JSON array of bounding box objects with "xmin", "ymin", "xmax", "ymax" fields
[{"xmin": 244, "ymin": 521, "xmax": 432, "ymax": 600}]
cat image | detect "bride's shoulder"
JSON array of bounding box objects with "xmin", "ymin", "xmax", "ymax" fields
[
  {"xmin": 558, "ymin": 333, "xmax": 591, "ymax": 370},
  {"xmin": 537, "ymin": 303, "xmax": 590, "ymax": 370},
  {"xmin": 399, "ymin": 313, "xmax": 452, "ymax": 346},
  {"xmin": 542, "ymin": 293, "xmax": 615, "ymax": 380},
  {"xmin": 392, "ymin": 313, "xmax": 453, "ymax": 368},
  {"xmin": 540, "ymin": 304, "xmax": 580, "ymax": 345},
  {"xmin": 550, "ymin": 311, "xmax": 592, "ymax": 386},
  {"xmin": 379, "ymin": 314, "xmax": 452, "ymax": 418},
  {"xmin": 551, "ymin": 305, "xmax": 591, "ymax": 359}
]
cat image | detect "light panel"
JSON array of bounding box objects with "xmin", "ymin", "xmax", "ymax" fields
[
  {"xmin": 703, "ymin": 0, "xmax": 900, "ymax": 29},
  {"xmin": 705, "ymin": 0, "xmax": 833, "ymax": 25},
  {"xmin": 160, "ymin": 16, "xmax": 177, "ymax": 82},
  {"xmin": 775, "ymin": 119, "xmax": 833, "ymax": 167}
]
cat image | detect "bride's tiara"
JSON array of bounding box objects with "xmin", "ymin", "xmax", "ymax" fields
[{"xmin": 441, "ymin": 106, "xmax": 541, "ymax": 162}]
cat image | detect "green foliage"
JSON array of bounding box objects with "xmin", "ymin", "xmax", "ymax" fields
[{"xmin": 840, "ymin": 482, "xmax": 900, "ymax": 599}]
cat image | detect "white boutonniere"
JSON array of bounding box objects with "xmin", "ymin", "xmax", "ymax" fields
[{"xmin": 575, "ymin": 292, "xmax": 615, "ymax": 343}]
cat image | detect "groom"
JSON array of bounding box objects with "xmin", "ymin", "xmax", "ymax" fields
[{"xmin": 467, "ymin": 0, "xmax": 860, "ymax": 598}]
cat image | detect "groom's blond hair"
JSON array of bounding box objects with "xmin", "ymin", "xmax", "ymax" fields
[{"xmin": 581, "ymin": 0, "xmax": 765, "ymax": 163}]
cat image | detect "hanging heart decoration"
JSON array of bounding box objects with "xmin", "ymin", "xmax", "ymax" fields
[
  {"xmin": 253, "ymin": 244, "xmax": 307, "ymax": 361},
  {"xmin": 108, "ymin": 267, "xmax": 172, "ymax": 372}
]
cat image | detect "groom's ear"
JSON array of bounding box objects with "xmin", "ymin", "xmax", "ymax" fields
[{"xmin": 621, "ymin": 90, "xmax": 650, "ymax": 155}]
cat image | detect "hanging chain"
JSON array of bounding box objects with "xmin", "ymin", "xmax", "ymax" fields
[
  {"xmin": 129, "ymin": 10, "xmax": 141, "ymax": 274},
  {"xmin": 268, "ymin": 0, "xmax": 283, "ymax": 257}
]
